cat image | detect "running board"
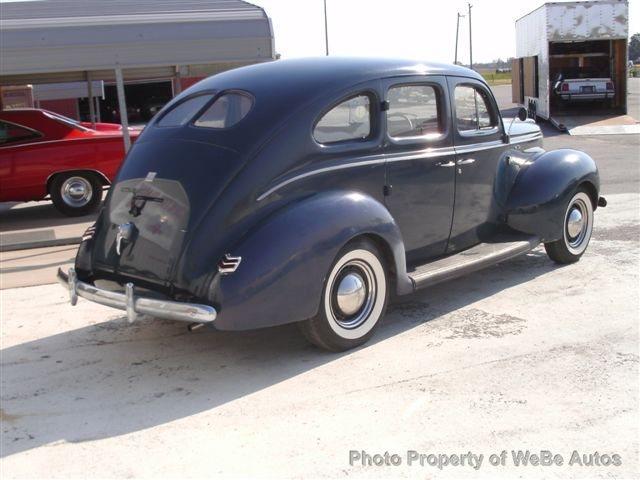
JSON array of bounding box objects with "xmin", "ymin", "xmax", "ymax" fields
[{"xmin": 408, "ymin": 235, "xmax": 540, "ymax": 291}]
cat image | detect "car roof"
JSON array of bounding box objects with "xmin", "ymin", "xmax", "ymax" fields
[{"xmin": 183, "ymin": 57, "xmax": 485, "ymax": 99}]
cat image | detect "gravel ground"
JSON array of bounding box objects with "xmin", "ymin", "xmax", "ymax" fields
[{"xmin": 1, "ymin": 192, "xmax": 638, "ymax": 479}]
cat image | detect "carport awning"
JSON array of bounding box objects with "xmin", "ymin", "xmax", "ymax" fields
[{"xmin": 0, "ymin": 0, "xmax": 275, "ymax": 85}]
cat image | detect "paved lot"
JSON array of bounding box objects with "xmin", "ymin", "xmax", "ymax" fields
[
  {"xmin": 493, "ymin": 81, "xmax": 640, "ymax": 195},
  {"xmin": 1, "ymin": 192, "xmax": 638, "ymax": 479},
  {"xmin": 1, "ymin": 81, "xmax": 639, "ymax": 479}
]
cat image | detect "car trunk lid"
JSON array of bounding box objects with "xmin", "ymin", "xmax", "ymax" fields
[{"xmin": 90, "ymin": 138, "xmax": 241, "ymax": 288}]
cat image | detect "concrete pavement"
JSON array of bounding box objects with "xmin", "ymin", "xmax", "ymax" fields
[
  {"xmin": 1, "ymin": 192, "xmax": 638, "ymax": 479},
  {"xmin": 0, "ymin": 199, "xmax": 97, "ymax": 251},
  {"xmin": 0, "ymin": 245, "xmax": 76, "ymax": 290}
]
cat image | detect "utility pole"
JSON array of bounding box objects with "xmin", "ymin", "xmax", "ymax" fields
[
  {"xmin": 324, "ymin": 0, "xmax": 329, "ymax": 56},
  {"xmin": 468, "ymin": 3, "xmax": 473, "ymax": 70},
  {"xmin": 454, "ymin": 12, "xmax": 465, "ymax": 64}
]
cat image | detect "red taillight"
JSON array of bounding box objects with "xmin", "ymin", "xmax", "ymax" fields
[
  {"xmin": 561, "ymin": 83, "xmax": 569, "ymax": 92},
  {"xmin": 606, "ymin": 82, "xmax": 614, "ymax": 91}
]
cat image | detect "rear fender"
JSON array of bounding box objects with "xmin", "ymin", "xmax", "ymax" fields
[
  {"xmin": 505, "ymin": 149, "xmax": 599, "ymax": 242},
  {"xmin": 209, "ymin": 190, "xmax": 411, "ymax": 331}
]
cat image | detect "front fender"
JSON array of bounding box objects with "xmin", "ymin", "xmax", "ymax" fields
[
  {"xmin": 209, "ymin": 190, "xmax": 411, "ymax": 331},
  {"xmin": 505, "ymin": 149, "xmax": 599, "ymax": 242}
]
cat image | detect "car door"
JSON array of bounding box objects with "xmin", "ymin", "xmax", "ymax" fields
[
  {"xmin": 447, "ymin": 77, "xmax": 509, "ymax": 252},
  {"xmin": 382, "ymin": 76, "xmax": 456, "ymax": 265},
  {"xmin": 0, "ymin": 120, "xmax": 44, "ymax": 201}
]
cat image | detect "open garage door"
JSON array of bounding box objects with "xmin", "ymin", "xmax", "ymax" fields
[
  {"xmin": 79, "ymin": 80, "xmax": 173, "ymax": 125},
  {"xmin": 548, "ymin": 39, "xmax": 636, "ymax": 135}
]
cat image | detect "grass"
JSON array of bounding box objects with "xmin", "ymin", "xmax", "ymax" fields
[{"xmin": 478, "ymin": 69, "xmax": 512, "ymax": 86}]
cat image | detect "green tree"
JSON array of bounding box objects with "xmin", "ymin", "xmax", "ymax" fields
[{"xmin": 630, "ymin": 33, "xmax": 640, "ymax": 62}]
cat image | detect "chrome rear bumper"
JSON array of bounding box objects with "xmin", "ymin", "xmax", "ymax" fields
[{"xmin": 57, "ymin": 268, "xmax": 217, "ymax": 324}]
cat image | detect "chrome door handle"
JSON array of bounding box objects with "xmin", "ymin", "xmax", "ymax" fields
[
  {"xmin": 456, "ymin": 158, "xmax": 476, "ymax": 165},
  {"xmin": 436, "ymin": 160, "xmax": 456, "ymax": 167}
]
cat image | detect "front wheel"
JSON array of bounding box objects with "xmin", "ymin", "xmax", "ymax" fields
[
  {"xmin": 299, "ymin": 238, "xmax": 389, "ymax": 352},
  {"xmin": 544, "ymin": 189, "xmax": 594, "ymax": 264}
]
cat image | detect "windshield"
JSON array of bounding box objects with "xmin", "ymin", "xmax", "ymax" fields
[{"xmin": 42, "ymin": 110, "xmax": 91, "ymax": 132}]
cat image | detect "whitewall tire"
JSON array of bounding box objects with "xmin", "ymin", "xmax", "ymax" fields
[
  {"xmin": 299, "ymin": 238, "xmax": 389, "ymax": 351},
  {"xmin": 544, "ymin": 189, "xmax": 594, "ymax": 264}
]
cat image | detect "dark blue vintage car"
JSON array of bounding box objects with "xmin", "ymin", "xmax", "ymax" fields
[{"xmin": 58, "ymin": 58, "xmax": 605, "ymax": 351}]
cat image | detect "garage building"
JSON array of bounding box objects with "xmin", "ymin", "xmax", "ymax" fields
[{"xmin": 0, "ymin": 0, "xmax": 275, "ymax": 146}]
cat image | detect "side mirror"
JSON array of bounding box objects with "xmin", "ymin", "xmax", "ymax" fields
[
  {"xmin": 517, "ymin": 107, "xmax": 528, "ymax": 122},
  {"xmin": 505, "ymin": 107, "xmax": 529, "ymax": 141}
]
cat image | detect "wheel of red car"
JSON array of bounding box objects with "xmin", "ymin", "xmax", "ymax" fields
[
  {"xmin": 50, "ymin": 173, "xmax": 102, "ymax": 216},
  {"xmin": 299, "ymin": 238, "xmax": 388, "ymax": 351},
  {"xmin": 544, "ymin": 188, "xmax": 594, "ymax": 264}
]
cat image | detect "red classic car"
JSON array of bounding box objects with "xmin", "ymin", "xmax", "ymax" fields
[{"xmin": 0, "ymin": 108, "xmax": 140, "ymax": 216}]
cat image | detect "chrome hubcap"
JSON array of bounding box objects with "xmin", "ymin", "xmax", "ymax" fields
[
  {"xmin": 61, "ymin": 176, "xmax": 92, "ymax": 207},
  {"xmin": 566, "ymin": 207, "xmax": 584, "ymax": 239},
  {"xmin": 565, "ymin": 199, "xmax": 588, "ymax": 249},
  {"xmin": 330, "ymin": 260, "xmax": 376, "ymax": 329},
  {"xmin": 336, "ymin": 273, "xmax": 366, "ymax": 316}
]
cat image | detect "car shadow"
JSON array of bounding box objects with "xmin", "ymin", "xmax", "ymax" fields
[
  {"xmin": 0, "ymin": 199, "xmax": 101, "ymax": 233},
  {"xmin": 1, "ymin": 249, "xmax": 557, "ymax": 457}
]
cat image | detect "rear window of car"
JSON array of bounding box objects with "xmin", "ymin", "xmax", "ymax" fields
[
  {"xmin": 157, "ymin": 94, "xmax": 213, "ymax": 127},
  {"xmin": 157, "ymin": 91, "xmax": 254, "ymax": 129},
  {"xmin": 313, "ymin": 95, "xmax": 371, "ymax": 144},
  {"xmin": 0, "ymin": 120, "xmax": 42, "ymax": 146},
  {"xmin": 42, "ymin": 110, "xmax": 90, "ymax": 132},
  {"xmin": 194, "ymin": 92, "xmax": 253, "ymax": 129},
  {"xmin": 387, "ymin": 84, "xmax": 442, "ymax": 138}
]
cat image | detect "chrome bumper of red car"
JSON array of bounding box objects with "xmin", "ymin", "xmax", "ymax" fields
[{"xmin": 57, "ymin": 267, "xmax": 217, "ymax": 324}]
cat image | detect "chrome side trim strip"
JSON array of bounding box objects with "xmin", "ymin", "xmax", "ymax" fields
[
  {"xmin": 256, "ymin": 158, "xmax": 385, "ymax": 201},
  {"xmin": 45, "ymin": 168, "xmax": 111, "ymax": 187},
  {"xmin": 257, "ymin": 147, "xmax": 454, "ymax": 201},
  {"xmin": 386, "ymin": 146, "xmax": 456, "ymax": 163},
  {"xmin": 454, "ymin": 140, "xmax": 504, "ymax": 154},
  {"xmin": 257, "ymin": 134, "xmax": 542, "ymax": 201}
]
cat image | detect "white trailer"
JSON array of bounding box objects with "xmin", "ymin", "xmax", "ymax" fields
[{"xmin": 514, "ymin": 0, "xmax": 628, "ymax": 128}]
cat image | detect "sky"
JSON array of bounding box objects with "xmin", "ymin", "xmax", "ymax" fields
[{"xmin": 252, "ymin": 0, "xmax": 640, "ymax": 64}]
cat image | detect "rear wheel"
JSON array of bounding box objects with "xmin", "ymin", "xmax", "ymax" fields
[
  {"xmin": 50, "ymin": 173, "xmax": 102, "ymax": 216},
  {"xmin": 544, "ymin": 189, "xmax": 594, "ymax": 264},
  {"xmin": 299, "ymin": 238, "xmax": 389, "ymax": 352}
]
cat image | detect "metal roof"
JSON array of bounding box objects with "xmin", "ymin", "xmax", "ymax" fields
[
  {"xmin": 0, "ymin": 0, "xmax": 275, "ymax": 85},
  {"xmin": 1, "ymin": 0, "xmax": 268, "ymax": 26}
]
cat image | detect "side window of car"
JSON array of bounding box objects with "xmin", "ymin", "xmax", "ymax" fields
[
  {"xmin": 0, "ymin": 120, "xmax": 41, "ymax": 145},
  {"xmin": 313, "ymin": 95, "xmax": 371, "ymax": 144},
  {"xmin": 387, "ymin": 85, "xmax": 442, "ymax": 138},
  {"xmin": 454, "ymin": 85, "xmax": 498, "ymax": 133}
]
